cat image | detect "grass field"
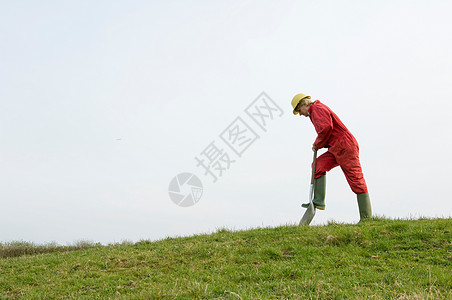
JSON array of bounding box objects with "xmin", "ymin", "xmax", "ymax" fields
[{"xmin": 0, "ymin": 217, "xmax": 450, "ymax": 299}]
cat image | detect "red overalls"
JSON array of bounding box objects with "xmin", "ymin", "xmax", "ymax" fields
[{"xmin": 309, "ymin": 100, "xmax": 368, "ymax": 194}]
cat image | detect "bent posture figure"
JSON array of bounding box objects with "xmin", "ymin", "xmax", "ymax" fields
[{"xmin": 291, "ymin": 93, "xmax": 372, "ymax": 221}]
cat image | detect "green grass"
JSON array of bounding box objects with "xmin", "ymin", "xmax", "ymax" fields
[
  {"xmin": 0, "ymin": 240, "xmax": 99, "ymax": 259},
  {"xmin": 0, "ymin": 217, "xmax": 450, "ymax": 299}
]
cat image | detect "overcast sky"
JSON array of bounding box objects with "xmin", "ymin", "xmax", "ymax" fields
[{"xmin": 1, "ymin": 1, "xmax": 451, "ymax": 245}]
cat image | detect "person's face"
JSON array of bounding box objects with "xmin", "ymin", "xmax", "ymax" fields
[{"xmin": 298, "ymin": 104, "xmax": 309, "ymax": 117}]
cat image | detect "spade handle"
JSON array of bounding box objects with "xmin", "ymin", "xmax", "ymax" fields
[{"xmin": 310, "ymin": 149, "xmax": 318, "ymax": 185}]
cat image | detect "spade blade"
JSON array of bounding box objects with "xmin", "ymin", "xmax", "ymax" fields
[{"xmin": 299, "ymin": 203, "xmax": 316, "ymax": 226}]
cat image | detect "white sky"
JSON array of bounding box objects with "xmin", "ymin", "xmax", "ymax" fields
[{"xmin": 1, "ymin": 1, "xmax": 451, "ymax": 244}]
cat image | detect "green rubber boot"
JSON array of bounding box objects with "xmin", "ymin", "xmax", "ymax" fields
[
  {"xmin": 301, "ymin": 176, "xmax": 326, "ymax": 210},
  {"xmin": 357, "ymin": 193, "xmax": 372, "ymax": 221}
]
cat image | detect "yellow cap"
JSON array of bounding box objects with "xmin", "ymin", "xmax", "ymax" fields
[{"xmin": 291, "ymin": 93, "xmax": 311, "ymax": 115}]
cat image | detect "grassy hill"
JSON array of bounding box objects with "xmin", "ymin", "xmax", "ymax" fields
[{"xmin": 1, "ymin": 217, "xmax": 450, "ymax": 299}]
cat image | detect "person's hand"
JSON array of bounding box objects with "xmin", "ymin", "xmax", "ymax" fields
[{"xmin": 312, "ymin": 144, "xmax": 318, "ymax": 152}]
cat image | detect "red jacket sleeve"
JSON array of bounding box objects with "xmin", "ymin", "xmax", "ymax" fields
[{"xmin": 310, "ymin": 104, "xmax": 333, "ymax": 149}]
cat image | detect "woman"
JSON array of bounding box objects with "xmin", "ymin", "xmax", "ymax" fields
[{"xmin": 291, "ymin": 93, "xmax": 372, "ymax": 221}]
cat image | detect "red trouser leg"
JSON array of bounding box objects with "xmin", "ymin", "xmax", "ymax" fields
[
  {"xmin": 315, "ymin": 151, "xmax": 339, "ymax": 178},
  {"xmin": 338, "ymin": 156, "xmax": 368, "ymax": 194},
  {"xmin": 332, "ymin": 138, "xmax": 368, "ymax": 194},
  {"xmin": 314, "ymin": 138, "xmax": 368, "ymax": 194}
]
